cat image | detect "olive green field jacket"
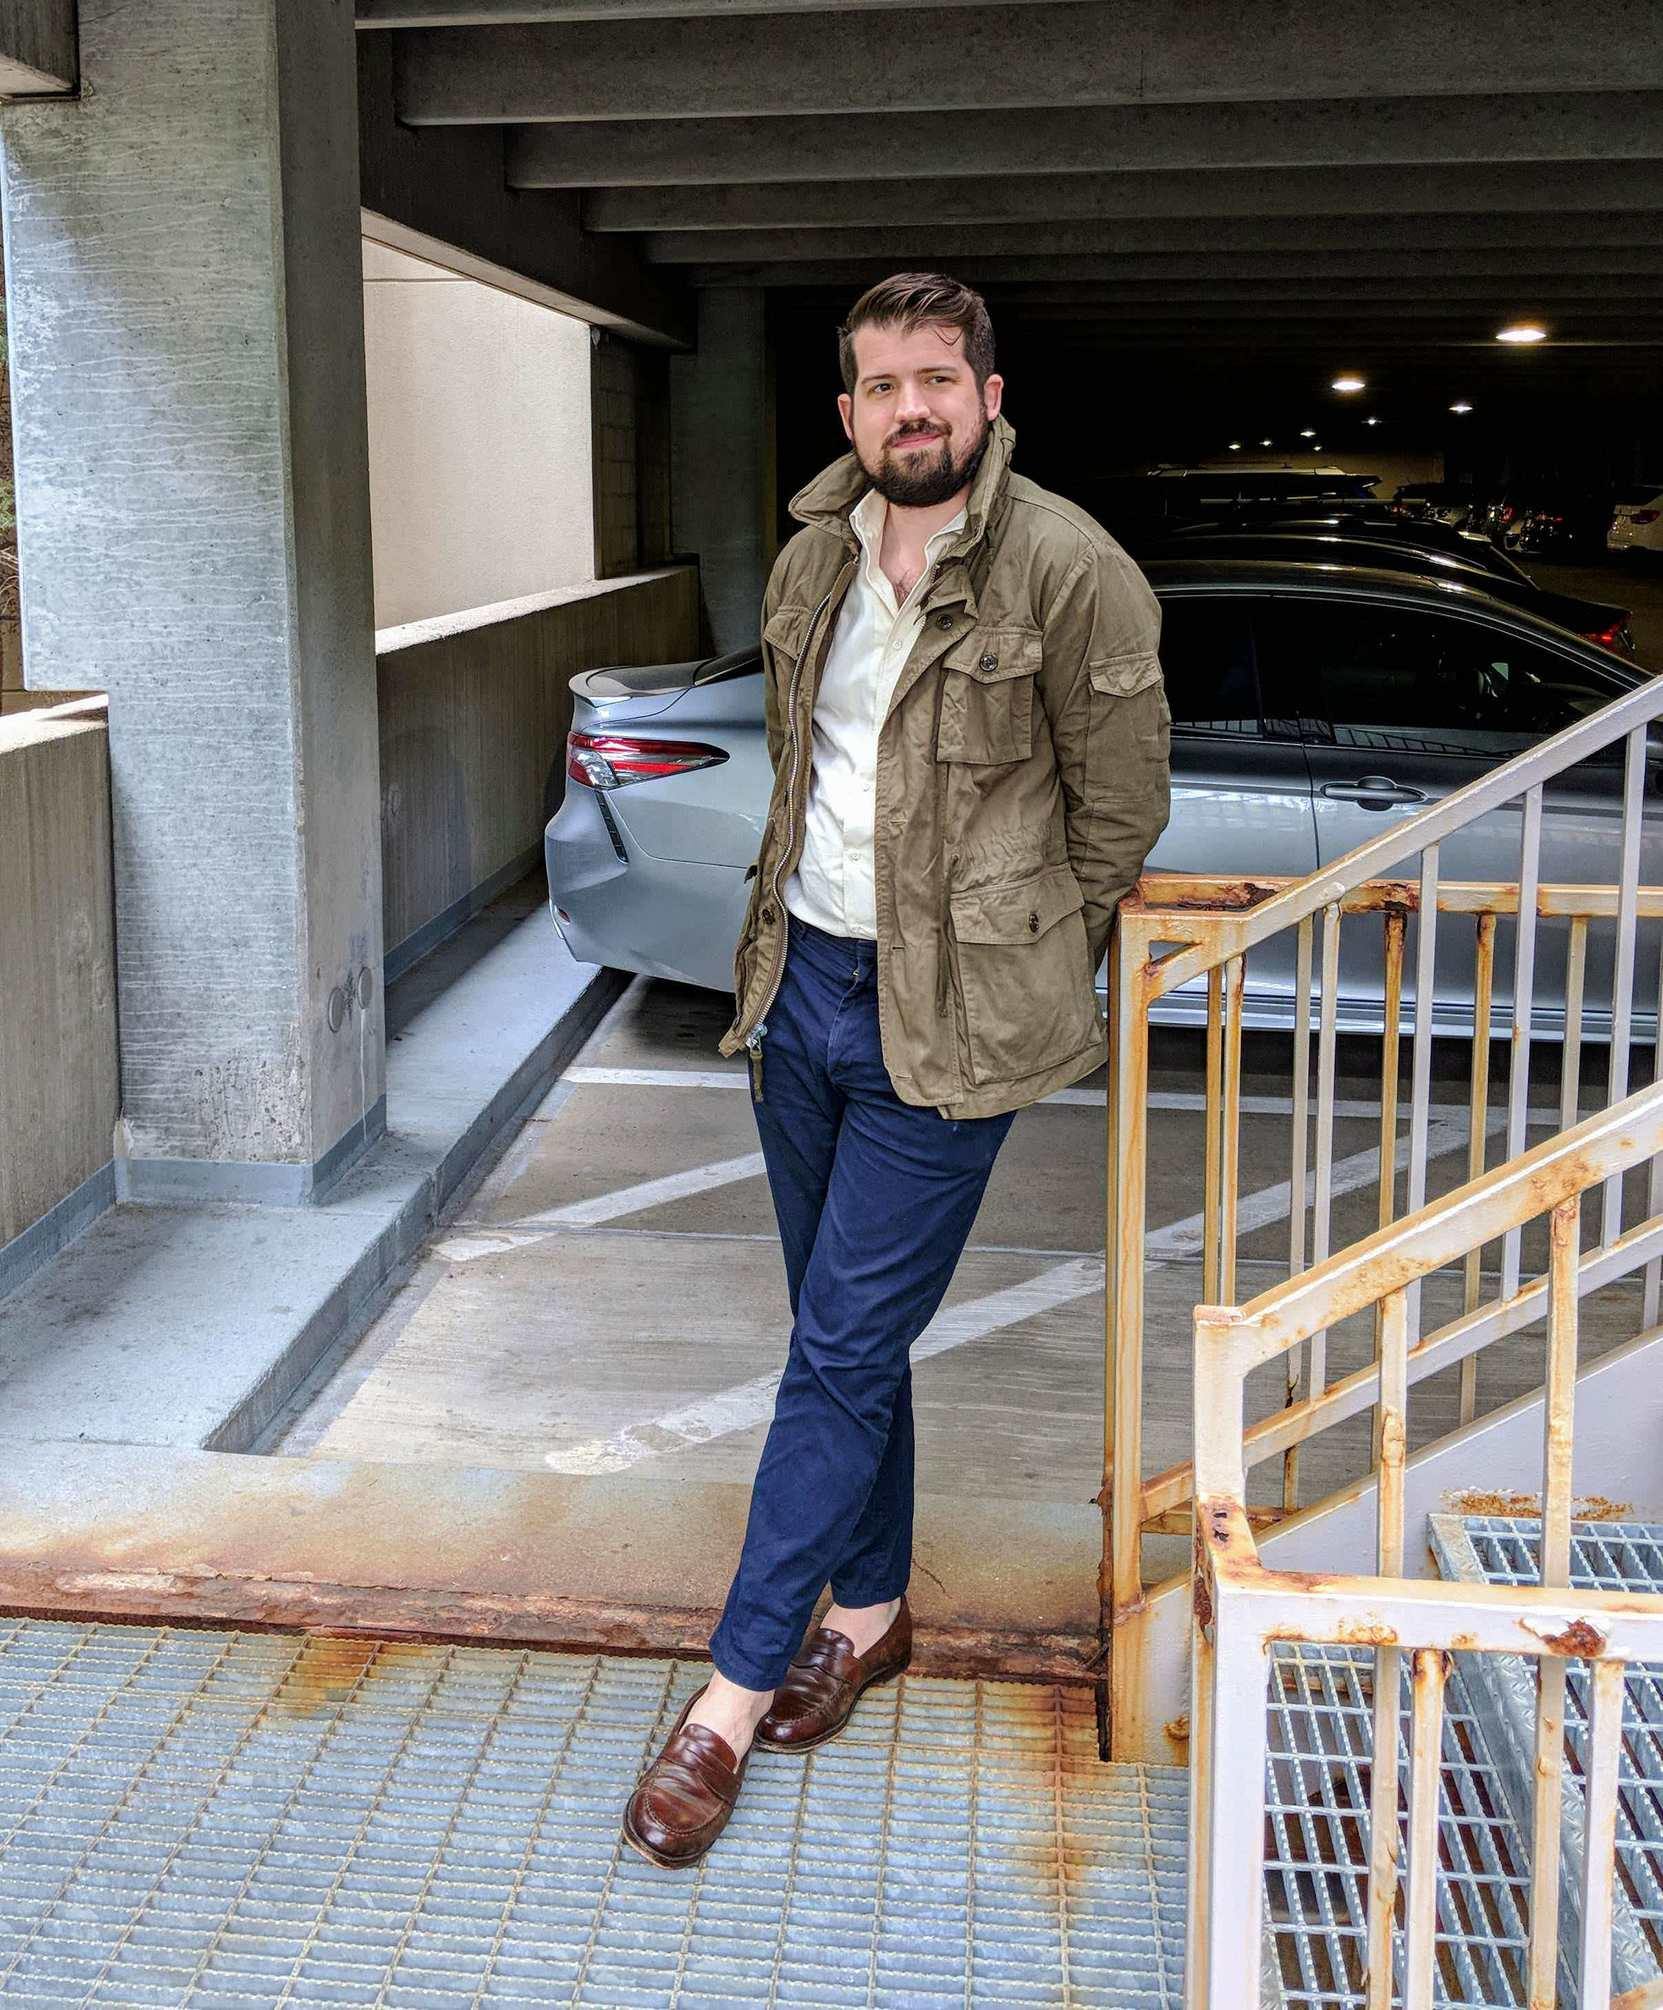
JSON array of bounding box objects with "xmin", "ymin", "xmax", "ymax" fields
[{"xmin": 718, "ymin": 413, "xmax": 1172, "ymax": 1120}]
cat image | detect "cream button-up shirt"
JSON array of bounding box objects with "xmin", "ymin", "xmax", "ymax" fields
[{"xmin": 782, "ymin": 487, "xmax": 968, "ymax": 941}]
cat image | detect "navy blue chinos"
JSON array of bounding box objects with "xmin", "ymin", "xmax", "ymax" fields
[{"xmin": 707, "ymin": 912, "xmax": 1017, "ymax": 1691}]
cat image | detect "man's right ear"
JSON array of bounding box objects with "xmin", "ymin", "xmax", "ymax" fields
[{"xmin": 836, "ymin": 393, "xmax": 854, "ymax": 441}]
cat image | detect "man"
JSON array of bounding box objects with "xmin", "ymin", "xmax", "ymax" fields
[{"xmin": 622, "ymin": 273, "xmax": 1170, "ymax": 1869}]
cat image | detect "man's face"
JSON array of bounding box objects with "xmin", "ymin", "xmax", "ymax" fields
[{"xmin": 838, "ymin": 320, "xmax": 1003, "ymax": 509}]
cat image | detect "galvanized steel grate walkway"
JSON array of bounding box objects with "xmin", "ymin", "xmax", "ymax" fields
[
  {"xmin": 1461, "ymin": 1514, "xmax": 1663, "ymax": 1976},
  {"xmin": 0, "ymin": 1619, "xmax": 1187, "ymax": 2007},
  {"xmin": 1263, "ymin": 1644, "xmax": 1534, "ymax": 2008}
]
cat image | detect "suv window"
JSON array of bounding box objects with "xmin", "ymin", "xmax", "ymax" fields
[
  {"xmin": 1257, "ymin": 600, "xmax": 1626, "ymax": 761},
  {"xmin": 1154, "ymin": 597, "xmax": 1260, "ymax": 736}
]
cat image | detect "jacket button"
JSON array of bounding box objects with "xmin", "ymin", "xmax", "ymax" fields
[
  {"xmin": 1028, "ymin": 912, "xmax": 1040, "ymax": 933},
  {"xmin": 936, "ymin": 613, "xmax": 952, "ymax": 630},
  {"xmin": 979, "ymin": 652, "xmax": 998, "ymax": 672}
]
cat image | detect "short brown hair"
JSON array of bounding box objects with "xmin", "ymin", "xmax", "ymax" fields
[{"xmin": 838, "ymin": 272, "xmax": 995, "ymax": 395}]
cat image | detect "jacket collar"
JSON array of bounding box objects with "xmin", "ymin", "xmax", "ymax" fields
[{"xmin": 787, "ymin": 412, "xmax": 1016, "ymax": 569}]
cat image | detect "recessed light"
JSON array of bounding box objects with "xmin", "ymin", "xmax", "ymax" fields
[
  {"xmin": 1449, "ymin": 401, "xmax": 1474, "ymax": 414},
  {"xmin": 1332, "ymin": 374, "xmax": 1366, "ymax": 392},
  {"xmin": 1299, "ymin": 429, "xmax": 1316, "ymax": 438},
  {"xmin": 1364, "ymin": 417, "xmax": 1382, "ymax": 427},
  {"xmin": 1259, "ymin": 437, "xmax": 1272, "ymax": 446},
  {"xmin": 1227, "ymin": 441, "xmax": 1241, "ymax": 450},
  {"xmin": 1496, "ymin": 323, "xmax": 1547, "ymax": 344}
]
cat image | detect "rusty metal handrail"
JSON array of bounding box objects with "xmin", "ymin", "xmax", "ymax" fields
[
  {"xmin": 1103, "ymin": 860, "xmax": 1663, "ymax": 1757},
  {"xmin": 1187, "ymin": 1082, "xmax": 1663, "ymax": 2008}
]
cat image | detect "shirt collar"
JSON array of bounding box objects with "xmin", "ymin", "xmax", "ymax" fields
[{"xmin": 850, "ymin": 487, "xmax": 969, "ymax": 562}]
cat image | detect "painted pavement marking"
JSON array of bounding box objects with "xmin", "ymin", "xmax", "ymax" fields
[
  {"xmin": 432, "ymin": 1151, "xmax": 766, "ymax": 1263},
  {"xmin": 541, "ymin": 1114, "xmax": 1474, "ymax": 1475}
]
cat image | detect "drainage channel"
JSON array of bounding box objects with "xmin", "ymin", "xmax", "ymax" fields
[{"xmin": 0, "ymin": 1617, "xmax": 1188, "ymax": 2007}]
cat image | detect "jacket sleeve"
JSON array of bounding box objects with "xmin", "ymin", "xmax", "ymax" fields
[{"xmin": 1035, "ymin": 544, "xmax": 1172, "ymax": 971}]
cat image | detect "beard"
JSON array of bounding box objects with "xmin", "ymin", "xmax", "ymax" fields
[{"xmin": 859, "ymin": 409, "xmax": 992, "ymax": 508}]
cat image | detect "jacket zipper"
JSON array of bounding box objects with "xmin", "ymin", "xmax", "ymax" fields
[
  {"xmin": 933, "ymin": 667, "xmax": 954, "ymax": 1018},
  {"xmin": 740, "ymin": 567, "xmax": 849, "ymax": 1089}
]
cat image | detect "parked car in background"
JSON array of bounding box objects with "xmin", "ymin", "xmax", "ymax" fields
[
  {"xmin": 1163, "ymin": 511, "xmax": 1534, "ymax": 581},
  {"xmin": 1132, "ymin": 529, "xmax": 1636, "ymax": 653},
  {"xmin": 1390, "ymin": 482, "xmax": 1481, "ymax": 530},
  {"xmin": 1072, "ymin": 467, "xmax": 1380, "ymax": 543},
  {"xmin": 1610, "ymin": 482, "xmax": 1663, "ymax": 560},
  {"xmin": 1486, "ymin": 488, "xmax": 1613, "ymax": 559},
  {"xmin": 546, "ymin": 558, "xmax": 1661, "ymax": 1039}
]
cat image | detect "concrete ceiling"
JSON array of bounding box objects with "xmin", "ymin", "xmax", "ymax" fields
[{"xmin": 355, "ymin": 0, "xmax": 1663, "ymax": 400}]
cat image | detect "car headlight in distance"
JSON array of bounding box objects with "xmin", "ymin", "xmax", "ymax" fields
[{"xmin": 565, "ymin": 731, "xmax": 730, "ymax": 789}]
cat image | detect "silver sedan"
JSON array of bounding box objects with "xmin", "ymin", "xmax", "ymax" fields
[{"xmin": 546, "ymin": 559, "xmax": 1659, "ymax": 1039}]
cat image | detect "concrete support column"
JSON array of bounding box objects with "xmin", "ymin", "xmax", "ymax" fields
[
  {"xmin": 671, "ymin": 287, "xmax": 773, "ymax": 654},
  {"xmin": 0, "ymin": 0, "xmax": 386, "ymax": 1204}
]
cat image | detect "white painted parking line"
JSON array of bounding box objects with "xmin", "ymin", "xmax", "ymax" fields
[
  {"xmin": 541, "ymin": 1114, "xmax": 1474, "ymax": 1475},
  {"xmin": 568, "ymin": 1066, "xmax": 749, "ymax": 1089},
  {"xmin": 433, "ymin": 1151, "xmax": 768, "ymax": 1262}
]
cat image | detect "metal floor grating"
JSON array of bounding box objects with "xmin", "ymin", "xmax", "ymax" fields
[
  {"xmin": 0, "ymin": 1617, "xmax": 1187, "ymax": 2008},
  {"xmin": 1460, "ymin": 1514, "xmax": 1663, "ymax": 1972},
  {"xmin": 1263, "ymin": 1644, "xmax": 1535, "ymax": 2009}
]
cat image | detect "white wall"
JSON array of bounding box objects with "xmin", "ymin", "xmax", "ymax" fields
[{"xmin": 363, "ymin": 241, "xmax": 594, "ymax": 629}]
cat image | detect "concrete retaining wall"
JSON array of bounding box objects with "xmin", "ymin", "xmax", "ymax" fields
[
  {"xmin": 0, "ymin": 566, "xmax": 699, "ymax": 1289},
  {"xmin": 376, "ymin": 564, "xmax": 699, "ymax": 980},
  {"xmin": 0, "ymin": 702, "xmax": 119, "ymax": 1283}
]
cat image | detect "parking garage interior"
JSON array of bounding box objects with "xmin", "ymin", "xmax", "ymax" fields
[
  {"xmin": 2, "ymin": 4, "xmax": 1663, "ymax": 1997},
  {"xmin": 290, "ymin": 0, "xmax": 1663, "ymax": 1617}
]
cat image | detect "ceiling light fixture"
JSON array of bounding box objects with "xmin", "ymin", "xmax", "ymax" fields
[
  {"xmin": 1259, "ymin": 437, "xmax": 1273, "ymax": 446},
  {"xmin": 1364, "ymin": 417, "xmax": 1382, "ymax": 427},
  {"xmin": 1449, "ymin": 401, "xmax": 1474, "ymax": 414},
  {"xmin": 1332, "ymin": 374, "xmax": 1366, "ymax": 392},
  {"xmin": 1228, "ymin": 441, "xmax": 1242, "ymax": 450},
  {"xmin": 1496, "ymin": 323, "xmax": 1547, "ymax": 344},
  {"xmin": 1299, "ymin": 428, "xmax": 1316, "ymax": 438}
]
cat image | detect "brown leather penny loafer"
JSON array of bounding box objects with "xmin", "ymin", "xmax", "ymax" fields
[
  {"xmin": 753, "ymin": 1596, "xmax": 912, "ymax": 1754},
  {"xmin": 622, "ymin": 1684, "xmax": 751, "ymax": 1869}
]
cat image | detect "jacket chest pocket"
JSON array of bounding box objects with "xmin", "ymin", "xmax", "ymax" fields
[
  {"xmin": 935, "ymin": 628, "xmax": 1042, "ymax": 765},
  {"xmin": 763, "ymin": 605, "xmax": 814, "ymax": 673}
]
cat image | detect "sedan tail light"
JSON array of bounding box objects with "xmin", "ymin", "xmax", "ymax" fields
[
  {"xmin": 1584, "ymin": 619, "xmax": 1633, "ymax": 652},
  {"xmin": 1633, "ymin": 509, "xmax": 1660, "ymax": 525},
  {"xmin": 566, "ymin": 729, "xmax": 729, "ymax": 789}
]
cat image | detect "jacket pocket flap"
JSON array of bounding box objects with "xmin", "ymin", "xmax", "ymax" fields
[
  {"xmin": 943, "ymin": 627, "xmax": 1044, "ymax": 682},
  {"xmin": 1089, "ymin": 647, "xmax": 1163, "ymax": 697},
  {"xmin": 763, "ymin": 606, "xmax": 813, "ymax": 654},
  {"xmin": 951, "ymin": 864, "xmax": 1083, "ymax": 945}
]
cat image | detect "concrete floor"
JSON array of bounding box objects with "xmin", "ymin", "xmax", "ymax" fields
[{"xmin": 271, "ymin": 968, "xmax": 1652, "ymax": 1635}]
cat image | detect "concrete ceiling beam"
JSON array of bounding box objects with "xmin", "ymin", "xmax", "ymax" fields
[
  {"xmin": 0, "ymin": 0, "xmax": 76, "ymax": 94},
  {"xmin": 355, "ymin": 33, "xmax": 690, "ymax": 344},
  {"xmin": 644, "ymin": 235, "xmax": 1663, "ymax": 278},
  {"xmin": 515, "ymin": 99, "xmax": 1663, "ymax": 190},
  {"xmin": 691, "ymin": 279, "xmax": 1663, "ymax": 317},
  {"xmin": 396, "ymin": 5, "xmax": 1663, "ymax": 126},
  {"xmin": 571, "ymin": 158, "xmax": 1663, "ymax": 230},
  {"xmin": 359, "ymin": 0, "xmax": 1055, "ymax": 18},
  {"xmin": 588, "ymin": 192, "xmax": 1663, "ymax": 252},
  {"xmin": 688, "ymin": 261, "xmax": 1663, "ymax": 300}
]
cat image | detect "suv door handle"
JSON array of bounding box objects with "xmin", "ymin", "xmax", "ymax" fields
[{"xmin": 1319, "ymin": 775, "xmax": 1429, "ymax": 809}]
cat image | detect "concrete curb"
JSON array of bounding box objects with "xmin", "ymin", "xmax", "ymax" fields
[{"xmin": 0, "ymin": 882, "xmax": 626, "ymax": 1459}]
